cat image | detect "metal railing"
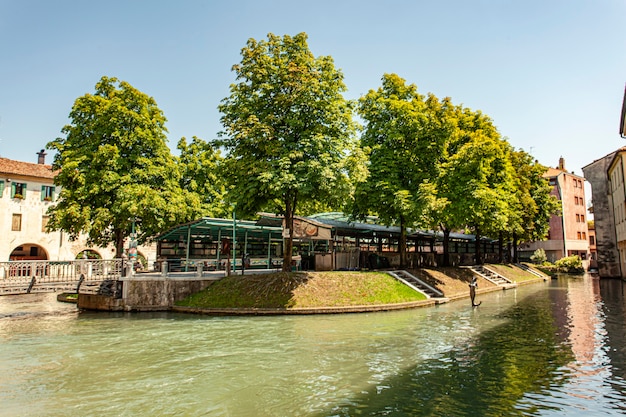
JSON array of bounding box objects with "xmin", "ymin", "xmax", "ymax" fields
[{"xmin": 0, "ymin": 260, "xmax": 124, "ymax": 294}]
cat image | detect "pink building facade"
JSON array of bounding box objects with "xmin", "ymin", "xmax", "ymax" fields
[{"xmin": 520, "ymin": 158, "xmax": 590, "ymax": 265}]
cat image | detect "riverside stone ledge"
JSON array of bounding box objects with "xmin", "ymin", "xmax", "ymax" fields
[
  {"xmin": 78, "ymin": 276, "xmax": 217, "ymax": 311},
  {"xmin": 171, "ymin": 299, "xmax": 437, "ymax": 316}
]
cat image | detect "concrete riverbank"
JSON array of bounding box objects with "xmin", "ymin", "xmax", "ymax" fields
[{"xmin": 76, "ymin": 265, "xmax": 548, "ymax": 314}]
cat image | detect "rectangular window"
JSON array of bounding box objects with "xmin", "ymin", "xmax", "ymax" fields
[
  {"xmin": 11, "ymin": 182, "xmax": 27, "ymax": 199},
  {"xmin": 12, "ymin": 214, "xmax": 22, "ymax": 231},
  {"xmin": 577, "ymin": 231, "xmax": 582, "ymax": 239},
  {"xmin": 41, "ymin": 185, "xmax": 55, "ymax": 201},
  {"xmin": 582, "ymin": 232, "xmax": 587, "ymax": 240},
  {"xmin": 576, "ymin": 214, "xmax": 580, "ymax": 222},
  {"xmin": 42, "ymin": 215, "xmax": 50, "ymax": 233},
  {"xmin": 0, "ymin": 180, "xmax": 4, "ymax": 197},
  {"xmin": 590, "ymin": 236, "xmax": 595, "ymax": 245}
]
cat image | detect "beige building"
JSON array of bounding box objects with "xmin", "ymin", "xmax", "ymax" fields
[
  {"xmin": 520, "ymin": 157, "xmax": 590, "ymax": 265},
  {"xmin": 0, "ymin": 151, "xmax": 155, "ymax": 264},
  {"xmin": 607, "ymin": 149, "xmax": 626, "ymax": 278}
]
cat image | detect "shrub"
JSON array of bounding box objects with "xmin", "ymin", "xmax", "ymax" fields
[
  {"xmin": 530, "ymin": 248, "xmax": 547, "ymax": 264},
  {"xmin": 554, "ymin": 255, "xmax": 584, "ymax": 274}
]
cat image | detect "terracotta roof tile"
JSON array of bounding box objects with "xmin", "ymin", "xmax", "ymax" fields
[
  {"xmin": 543, "ymin": 167, "xmax": 564, "ymax": 178},
  {"xmin": 0, "ymin": 157, "xmax": 57, "ymax": 179}
]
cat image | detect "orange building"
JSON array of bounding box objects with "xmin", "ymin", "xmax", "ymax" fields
[{"xmin": 520, "ymin": 157, "xmax": 590, "ymax": 265}]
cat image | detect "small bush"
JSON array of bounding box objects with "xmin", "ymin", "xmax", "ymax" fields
[
  {"xmin": 554, "ymin": 255, "xmax": 584, "ymax": 274},
  {"xmin": 530, "ymin": 248, "xmax": 547, "ymax": 264}
]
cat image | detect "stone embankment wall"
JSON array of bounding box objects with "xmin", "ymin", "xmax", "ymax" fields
[{"xmin": 78, "ymin": 276, "xmax": 216, "ymax": 311}]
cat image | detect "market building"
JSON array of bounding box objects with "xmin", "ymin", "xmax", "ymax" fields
[{"xmin": 154, "ymin": 212, "xmax": 501, "ymax": 272}]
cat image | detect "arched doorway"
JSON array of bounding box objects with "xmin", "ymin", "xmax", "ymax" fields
[
  {"xmin": 9, "ymin": 244, "xmax": 49, "ymax": 261},
  {"xmin": 76, "ymin": 249, "xmax": 102, "ymax": 260}
]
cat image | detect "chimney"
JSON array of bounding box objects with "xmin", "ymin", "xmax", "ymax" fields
[
  {"xmin": 37, "ymin": 149, "xmax": 47, "ymax": 165},
  {"xmin": 558, "ymin": 156, "xmax": 565, "ymax": 171}
]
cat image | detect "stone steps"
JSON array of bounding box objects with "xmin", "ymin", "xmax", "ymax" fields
[
  {"xmin": 387, "ymin": 270, "xmax": 449, "ymax": 304},
  {"xmin": 468, "ymin": 265, "xmax": 517, "ymax": 289},
  {"xmin": 515, "ymin": 263, "xmax": 548, "ymax": 279}
]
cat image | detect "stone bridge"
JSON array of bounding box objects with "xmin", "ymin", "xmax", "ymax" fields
[{"xmin": 0, "ymin": 259, "xmax": 124, "ymax": 295}]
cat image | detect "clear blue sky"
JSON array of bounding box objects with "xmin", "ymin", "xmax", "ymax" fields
[{"xmin": 1, "ymin": 0, "xmax": 624, "ymax": 178}]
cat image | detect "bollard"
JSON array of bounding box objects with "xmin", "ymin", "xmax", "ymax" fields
[
  {"xmin": 27, "ymin": 276, "xmax": 37, "ymax": 293},
  {"xmin": 161, "ymin": 261, "xmax": 168, "ymax": 278},
  {"xmin": 76, "ymin": 274, "xmax": 85, "ymax": 293},
  {"xmin": 196, "ymin": 263, "xmax": 203, "ymax": 278}
]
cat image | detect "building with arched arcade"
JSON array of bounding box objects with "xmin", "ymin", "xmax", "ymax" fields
[{"xmin": 0, "ymin": 151, "xmax": 156, "ymax": 265}]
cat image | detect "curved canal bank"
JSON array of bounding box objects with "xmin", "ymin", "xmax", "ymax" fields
[
  {"xmin": 76, "ymin": 265, "xmax": 547, "ymax": 314},
  {"xmin": 170, "ymin": 275, "xmax": 549, "ymax": 315}
]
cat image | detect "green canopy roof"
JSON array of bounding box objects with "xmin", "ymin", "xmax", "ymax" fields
[{"xmin": 155, "ymin": 217, "xmax": 283, "ymax": 242}]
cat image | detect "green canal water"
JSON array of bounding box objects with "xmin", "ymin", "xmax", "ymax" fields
[{"xmin": 1, "ymin": 275, "xmax": 626, "ymax": 416}]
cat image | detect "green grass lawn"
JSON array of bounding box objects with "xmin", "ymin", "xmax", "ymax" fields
[{"xmin": 176, "ymin": 271, "xmax": 427, "ymax": 309}]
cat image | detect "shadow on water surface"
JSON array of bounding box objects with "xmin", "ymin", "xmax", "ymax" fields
[{"xmin": 317, "ymin": 290, "xmax": 576, "ymax": 417}]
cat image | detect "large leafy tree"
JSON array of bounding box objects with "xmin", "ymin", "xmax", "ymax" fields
[
  {"xmin": 47, "ymin": 76, "xmax": 200, "ymax": 257},
  {"xmin": 425, "ymin": 104, "xmax": 515, "ymax": 265},
  {"xmin": 176, "ymin": 136, "xmax": 227, "ymax": 218},
  {"xmin": 353, "ymin": 74, "xmax": 449, "ymax": 267},
  {"xmin": 440, "ymin": 133, "xmax": 516, "ymax": 264},
  {"xmin": 218, "ymin": 33, "xmax": 357, "ymax": 271}
]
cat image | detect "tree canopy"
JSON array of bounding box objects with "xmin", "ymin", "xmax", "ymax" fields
[
  {"xmin": 47, "ymin": 76, "xmax": 200, "ymax": 257},
  {"xmin": 353, "ymin": 74, "xmax": 449, "ymax": 266},
  {"xmin": 439, "ymin": 132, "xmax": 516, "ymax": 263},
  {"xmin": 218, "ymin": 32, "xmax": 357, "ymax": 271},
  {"xmin": 353, "ymin": 74, "xmax": 523, "ymax": 266},
  {"xmin": 176, "ymin": 136, "xmax": 227, "ymax": 218}
]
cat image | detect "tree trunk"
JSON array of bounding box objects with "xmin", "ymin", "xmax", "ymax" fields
[
  {"xmin": 475, "ymin": 226, "xmax": 483, "ymax": 265},
  {"xmin": 114, "ymin": 229, "xmax": 125, "ymax": 258},
  {"xmin": 282, "ymin": 194, "xmax": 296, "ymax": 272},
  {"xmin": 399, "ymin": 217, "xmax": 407, "ymax": 268},
  {"xmin": 442, "ymin": 226, "xmax": 450, "ymax": 267},
  {"xmin": 498, "ymin": 231, "xmax": 504, "ymax": 264},
  {"xmin": 507, "ymin": 241, "xmax": 512, "ymax": 264},
  {"xmin": 512, "ymin": 233, "xmax": 519, "ymax": 263}
]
